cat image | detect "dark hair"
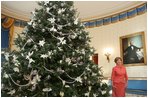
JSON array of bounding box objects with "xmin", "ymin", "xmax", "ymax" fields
[{"xmin": 114, "ymin": 57, "xmax": 122, "ymax": 63}]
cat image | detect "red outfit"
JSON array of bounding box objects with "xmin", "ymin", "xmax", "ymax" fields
[{"xmin": 111, "ymin": 65, "xmax": 128, "ymax": 97}]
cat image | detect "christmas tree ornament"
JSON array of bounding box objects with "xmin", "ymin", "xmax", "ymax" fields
[
  {"xmin": 29, "ymin": 58, "xmax": 35, "ymax": 64},
  {"xmin": 44, "ymin": 1, "xmax": 49, "ymax": 6},
  {"xmin": 42, "ymin": 88, "xmax": 52, "ymax": 92},
  {"xmin": 75, "ymin": 77, "xmax": 82, "ymax": 83},
  {"xmin": 38, "ymin": 20, "xmax": 41, "ymax": 23},
  {"xmin": 13, "ymin": 67, "xmax": 19, "ymax": 72},
  {"xmin": 84, "ymin": 92, "xmax": 89, "ymax": 97},
  {"xmin": 26, "ymin": 51, "xmax": 34, "ymax": 60},
  {"xmin": 38, "ymin": 40, "xmax": 45, "ymax": 47},
  {"xmin": 40, "ymin": 54, "xmax": 48, "ymax": 59},
  {"xmin": 60, "ymin": 91, "xmax": 64, "ymax": 97},
  {"xmin": 47, "ymin": 18, "xmax": 55, "ymax": 24},
  {"xmin": 46, "ymin": 7, "xmax": 51, "ymax": 13},
  {"xmin": 3, "ymin": 73, "xmax": 9, "ymax": 78},
  {"xmin": 7, "ymin": 89, "xmax": 16, "ymax": 95},
  {"xmin": 65, "ymin": 85, "xmax": 70, "ymax": 88},
  {"xmin": 58, "ymin": 8, "xmax": 65, "ymax": 14},
  {"xmin": 50, "ymin": 26, "xmax": 57, "ymax": 32},
  {"xmin": 74, "ymin": 18, "xmax": 78, "ymax": 25},
  {"xmin": 42, "ymin": 29, "xmax": 45, "ymax": 32},
  {"xmin": 4, "ymin": 52, "xmax": 9, "ymax": 61}
]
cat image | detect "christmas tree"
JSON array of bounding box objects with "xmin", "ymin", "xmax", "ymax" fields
[{"xmin": 1, "ymin": 1, "xmax": 109, "ymax": 97}]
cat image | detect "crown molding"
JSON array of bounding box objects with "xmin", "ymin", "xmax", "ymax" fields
[
  {"xmin": 81, "ymin": 1, "xmax": 146, "ymax": 22},
  {"xmin": 1, "ymin": 4, "xmax": 30, "ymax": 21}
]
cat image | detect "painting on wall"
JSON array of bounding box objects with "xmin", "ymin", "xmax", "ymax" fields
[{"xmin": 120, "ymin": 31, "xmax": 147, "ymax": 66}]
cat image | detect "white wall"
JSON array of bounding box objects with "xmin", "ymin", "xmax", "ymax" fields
[{"xmin": 86, "ymin": 13, "xmax": 147, "ymax": 79}]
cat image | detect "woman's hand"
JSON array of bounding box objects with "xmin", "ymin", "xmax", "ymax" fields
[
  {"xmin": 125, "ymin": 82, "xmax": 128, "ymax": 88},
  {"xmin": 112, "ymin": 85, "xmax": 116, "ymax": 89}
]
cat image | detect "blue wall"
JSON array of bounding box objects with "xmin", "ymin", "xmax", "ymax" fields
[
  {"xmin": 109, "ymin": 80, "xmax": 147, "ymax": 90},
  {"xmin": 127, "ymin": 80, "xmax": 147, "ymax": 90}
]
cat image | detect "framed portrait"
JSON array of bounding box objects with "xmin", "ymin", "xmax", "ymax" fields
[{"xmin": 120, "ymin": 31, "xmax": 147, "ymax": 66}]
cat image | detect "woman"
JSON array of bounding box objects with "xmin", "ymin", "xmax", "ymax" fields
[{"xmin": 111, "ymin": 57, "xmax": 128, "ymax": 97}]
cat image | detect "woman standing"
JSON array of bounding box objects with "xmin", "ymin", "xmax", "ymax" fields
[{"xmin": 111, "ymin": 57, "xmax": 128, "ymax": 97}]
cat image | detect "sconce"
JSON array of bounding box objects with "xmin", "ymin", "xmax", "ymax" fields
[
  {"xmin": 104, "ymin": 48, "xmax": 113, "ymax": 63},
  {"xmin": 105, "ymin": 53, "xmax": 111, "ymax": 63}
]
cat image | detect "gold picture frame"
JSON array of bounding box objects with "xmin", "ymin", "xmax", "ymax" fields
[{"xmin": 120, "ymin": 31, "xmax": 147, "ymax": 66}]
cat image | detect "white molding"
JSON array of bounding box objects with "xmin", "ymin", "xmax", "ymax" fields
[{"xmin": 1, "ymin": 4, "xmax": 30, "ymax": 21}]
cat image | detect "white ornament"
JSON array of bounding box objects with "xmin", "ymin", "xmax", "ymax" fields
[
  {"xmin": 58, "ymin": 8, "xmax": 66, "ymax": 14},
  {"xmin": 62, "ymin": 80, "xmax": 65, "ymax": 86},
  {"xmin": 74, "ymin": 18, "xmax": 78, "ymax": 25},
  {"xmin": 88, "ymin": 86, "xmax": 92, "ymax": 91},
  {"xmin": 32, "ymin": 22, "xmax": 37, "ymax": 28},
  {"xmin": 27, "ymin": 39, "xmax": 32, "ymax": 43},
  {"xmin": 42, "ymin": 88, "xmax": 52, "ymax": 92},
  {"xmin": 71, "ymin": 34, "xmax": 77, "ymax": 39},
  {"xmin": 58, "ymin": 25, "xmax": 63, "ymax": 30},
  {"xmin": 46, "ymin": 7, "xmax": 51, "ymax": 13},
  {"xmin": 90, "ymin": 49, "xmax": 94, "ymax": 52},
  {"xmin": 27, "ymin": 20, "xmax": 33, "ymax": 25},
  {"xmin": 48, "ymin": 51, "xmax": 52, "ymax": 57},
  {"xmin": 58, "ymin": 47, "xmax": 62, "ymax": 51},
  {"xmin": 84, "ymin": 76, "xmax": 87, "ymax": 80},
  {"xmin": 65, "ymin": 85, "xmax": 70, "ymax": 88},
  {"xmin": 93, "ymin": 93, "xmax": 97, "ymax": 97},
  {"xmin": 59, "ymin": 60, "xmax": 62, "ymax": 64},
  {"xmin": 102, "ymin": 90, "xmax": 106, "ymax": 95},
  {"xmin": 34, "ymin": 45, "xmax": 38, "ymax": 51},
  {"xmin": 60, "ymin": 91, "xmax": 64, "ymax": 97},
  {"xmin": 39, "ymin": 40, "xmax": 45, "ymax": 47},
  {"xmin": 53, "ymin": 5, "xmax": 56, "ymax": 9},
  {"xmin": 53, "ymin": 50, "xmax": 57, "ymax": 53},
  {"xmin": 57, "ymin": 68, "xmax": 64, "ymax": 73},
  {"xmin": 38, "ymin": 20, "xmax": 41, "ymax": 23},
  {"xmin": 42, "ymin": 29, "xmax": 45, "ymax": 32},
  {"xmin": 29, "ymin": 58, "xmax": 35, "ymax": 64},
  {"xmin": 13, "ymin": 67, "xmax": 19, "ymax": 72},
  {"xmin": 62, "ymin": 40, "xmax": 66, "ymax": 45},
  {"xmin": 14, "ymin": 61, "xmax": 20, "ymax": 67},
  {"xmin": 48, "ymin": 18, "xmax": 55, "ymax": 24},
  {"xmin": 32, "ymin": 11, "xmax": 36, "ymax": 16},
  {"xmin": 50, "ymin": 26, "xmax": 57, "ymax": 32},
  {"xmin": 13, "ymin": 55, "xmax": 17, "ymax": 62},
  {"xmin": 3, "ymin": 72, "xmax": 9, "ymax": 78},
  {"xmin": 44, "ymin": 1, "xmax": 49, "ymax": 6},
  {"xmin": 75, "ymin": 77, "xmax": 82, "ymax": 83},
  {"xmin": 31, "ymin": 74, "xmax": 41, "ymax": 85},
  {"xmin": 58, "ymin": 37, "xmax": 66, "ymax": 44},
  {"xmin": 86, "ymin": 67, "xmax": 91, "ymax": 71},
  {"xmin": 92, "ymin": 73, "xmax": 97, "ymax": 76},
  {"xmin": 65, "ymin": 58, "xmax": 71, "ymax": 64},
  {"xmin": 7, "ymin": 89, "xmax": 16, "ymax": 95},
  {"xmin": 81, "ymin": 49, "xmax": 85, "ymax": 54},
  {"xmin": 84, "ymin": 92, "xmax": 89, "ymax": 97},
  {"xmin": 26, "ymin": 51, "xmax": 34, "ymax": 60},
  {"xmin": 4, "ymin": 52, "xmax": 9, "ymax": 61},
  {"xmin": 79, "ymin": 36, "xmax": 82, "ymax": 39},
  {"xmin": 40, "ymin": 54, "xmax": 48, "ymax": 59},
  {"xmin": 61, "ymin": 3, "xmax": 65, "ymax": 7}
]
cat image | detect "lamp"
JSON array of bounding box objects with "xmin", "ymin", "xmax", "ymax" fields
[
  {"xmin": 105, "ymin": 52, "xmax": 111, "ymax": 63},
  {"xmin": 104, "ymin": 48, "xmax": 113, "ymax": 63}
]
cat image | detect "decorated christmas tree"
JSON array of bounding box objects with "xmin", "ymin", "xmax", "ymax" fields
[{"xmin": 1, "ymin": 1, "xmax": 109, "ymax": 97}]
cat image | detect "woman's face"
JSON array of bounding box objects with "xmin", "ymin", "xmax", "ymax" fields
[{"xmin": 116, "ymin": 59, "xmax": 122, "ymax": 65}]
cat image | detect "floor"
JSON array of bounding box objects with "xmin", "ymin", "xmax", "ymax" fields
[{"xmin": 126, "ymin": 93, "xmax": 147, "ymax": 97}]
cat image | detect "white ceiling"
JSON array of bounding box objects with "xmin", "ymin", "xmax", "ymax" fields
[{"xmin": 1, "ymin": 1, "xmax": 145, "ymax": 21}]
